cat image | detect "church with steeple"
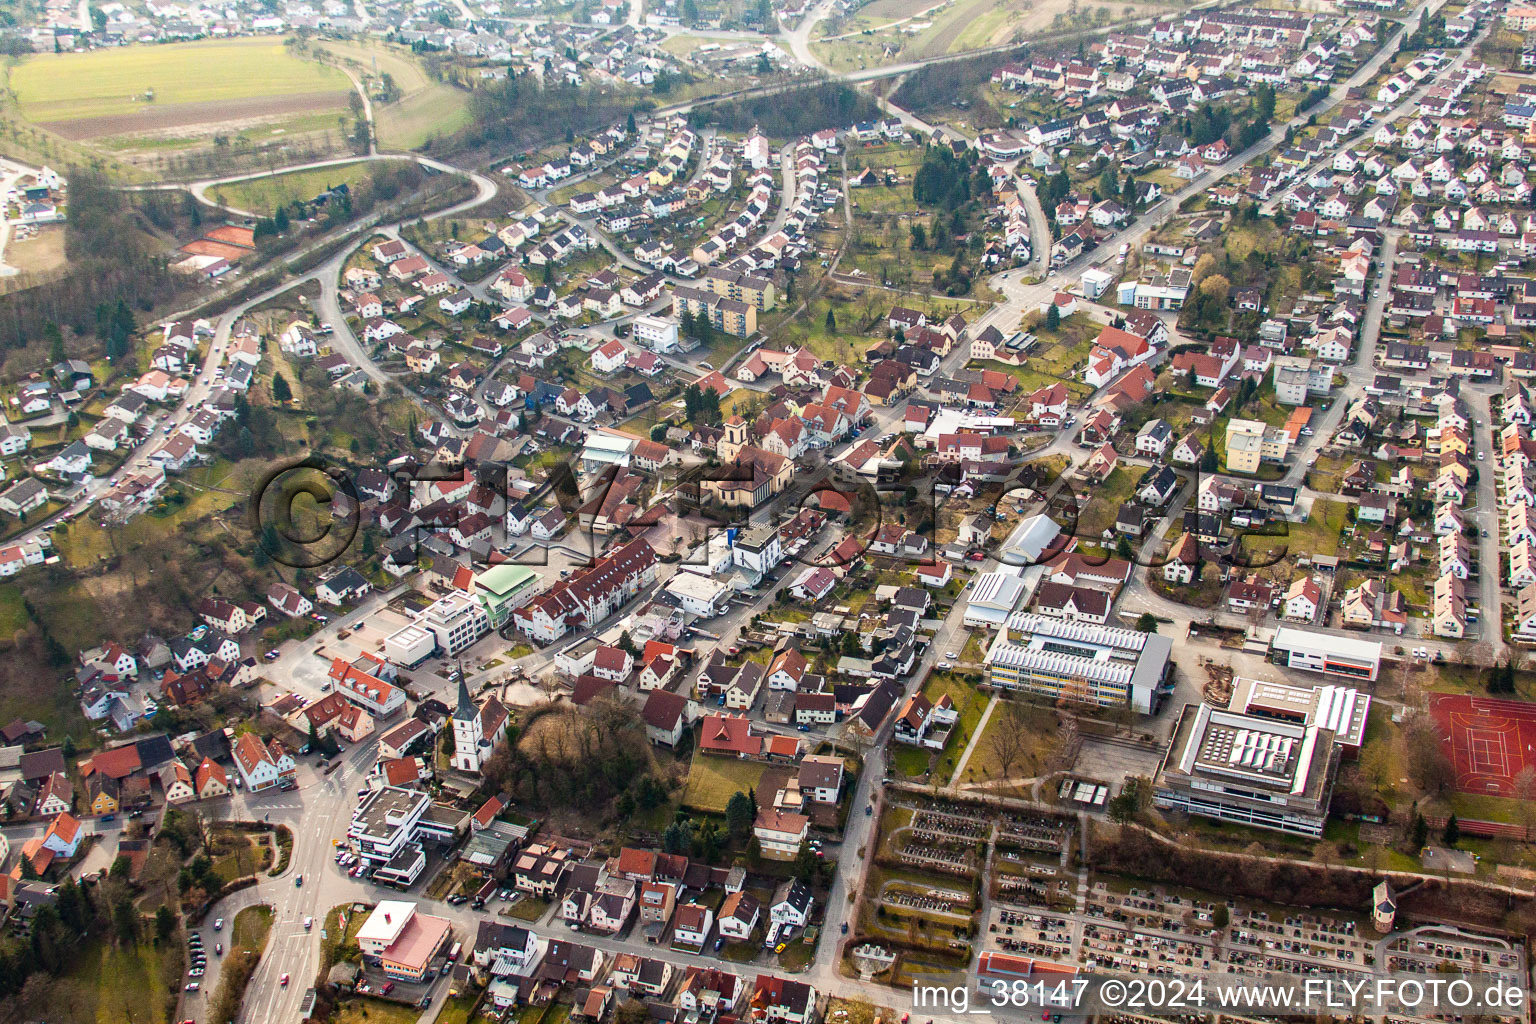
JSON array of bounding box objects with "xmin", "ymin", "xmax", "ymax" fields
[
  {"xmin": 702, "ymin": 416, "xmax": 793, "ymax": 509},
  {"xmin": 451, "ymin": 676, "xmax": 511, "ymax": 774}
]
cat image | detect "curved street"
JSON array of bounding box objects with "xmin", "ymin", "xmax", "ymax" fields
[{"xmin": 28, "ymin": 0, "xmax": 1496, "ymax": 1019}]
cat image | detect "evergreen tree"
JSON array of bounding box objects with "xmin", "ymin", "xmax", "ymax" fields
[
  {"xmin": 1044, "ymin": 303, "xmax": 1060, "ymax": 330},
  {"xmin": 792, "ymin": 839, "xmax": 819, "ymax": 882},
  {"xmin": 272, "ymin": 372, "xmax": 292, "ymax": 403},
  {"xmin": 1411, "ymin": 812, "xmax": 1429, "ymax": 851},
  {"xmin": 55, "ymin": 878, "xmax": 86, "ymax": 933},
  {"xmin": 662, "ymin": 819, "xmax": 693, "ymax": 854},
  {"xmin": 726, "ymin": 791, "xmax": 754, "ymax": 838},
  {"xmin": 824, "ymin": 309, "xmax": 836, "ymax": 333},
  {"xmin": 44, "ymin": 321, "xmax": 64, "ymax": 364},
  {"xmin": 1443, "ymin": 814, "xmax": 1460, "ymax": 847},
  {"xmin": 112, "ymin": 896, "xmax": 138, "ymax": 944},
  {"xmin": 155, "ymin": 905, "xmax": 176, "ymax": 942},
  {"xmin": 107, "ymin": 299, "xmax": 135, "ymax": 362}
]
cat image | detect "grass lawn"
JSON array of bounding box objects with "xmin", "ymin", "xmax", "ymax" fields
[
  {"xmin": 231, "ymin": 905, "xmax": 274, "ymax": 956},
  {"xmin": 502, "ymin": 896, "xmax": 550, "ymax": 922},
  {"xmin": 10, "ymin": 38, "xmax": 351, "ymax": 123},
  {"xmin": 309, "ymin": 38, "xmax": 471, "ymax": 150},
  {"xmin": 889, "ymin": 744, "xmax": 932, "ymax": 778},
  {"xmin": 217, "ymin": 161, "xmax": 377, "ymax": 216},
  {"xmin": 335, "ymin": 998, "xmax": 423, "ymax": 1024},
  {"xmin": 1443, "ymin": 791, "xmax": 1527, "ymax": 825},
  {"xmin": 960, "ymin": 699, "xmax": 1063, "ymax": 788},
  {"xmin": 435, "ymin": 994, "xmax": 481, "ymax": 1024},
  {"xmin": 778, "ymin": 941, "xmax": 815, "ymax": 971},
  {"xmin": 1237, "ymin": 496, "xmax": 1348, "ymax": 566},
  {"xmin": 65, "ymin": 940, "xmax": 178, "ymax": 1024},
  {"xmin": 1075, "ymin": 466, "xmax": 1139, "ymax": 538},
  {"xmin": 210, "ymin": 829, "xmax": 273, "ymax": 884},
  {"xmin": 1025, "ymin": 311, "xmax": 1101, "ymax": 376},
  {"xmin": 971, "ymin": 358, "xmax": 1093, "ymax": 402},
  {"xmin": 921, "ymin": 673, "xmax": 987, "ymax": 782},
  {"xmin": 757, "ymin": 292, "xmax": 876, "ymax": 366},
  {"xmin": 1307, "ymin": 454, "xmax": 1353, "ymax": 494},
  {"xmin": 0, "ymin": 585, "xmax": 27, "ymax": 638},
  {"xmin": 682, "ymin": 754, "xmax": 769, "ymax": 813}
]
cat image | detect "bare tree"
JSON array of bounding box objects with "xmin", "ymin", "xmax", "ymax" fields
[{"xmin": 985, "ymin": 700, "xmax": 1029, "ymax": 783}]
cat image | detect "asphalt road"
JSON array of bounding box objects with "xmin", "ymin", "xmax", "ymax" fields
[{"xmin": 97, "ymin": 2, "xmax": 1491, "ymax": 1018}]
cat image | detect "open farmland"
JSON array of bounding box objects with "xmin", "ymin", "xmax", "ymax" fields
[
  {"xmin": 811, "ymin": 0, "xmax": 1174, "ymax": 71},
  {"xmin": 309, "ymin": 39, "xmax": 473, "ymax": 150},
  {"xmin": 8, "ymin": 38, "xmax": 352, "ymax": 138}
]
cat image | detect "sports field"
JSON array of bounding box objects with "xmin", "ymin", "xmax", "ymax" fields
[
  {"xmin": 8, "ymin": 38, "xmax": 351, "ymax": 133},
  {"xmin": 1428, "ymin": 693, "xmax": 1536, "ymax": 797}
]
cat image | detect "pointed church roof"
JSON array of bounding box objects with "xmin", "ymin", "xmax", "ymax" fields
[{"xmin": 454, "ymin": 676, "xmax": 476, "ymax": 721}]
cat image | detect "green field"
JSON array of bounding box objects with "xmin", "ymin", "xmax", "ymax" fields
[
  {"xmin": 9, "ymin": 38, "xmax": 351, "ymax": 123},
  {"xmin": 60, "ymin": 940, "xmax": 179, "ymax": 1024},
  {"xmin": 216, "ymin": 161, "xmax": 378, "ymax": 215},
  {"xmin": 310, "ymin": 38, "xmax": 472, "ymax": 150},
  {"xmin": 682, "ymin": 754, "xmax": 769, "ymax": 813},
  {"xmin": 232, "ymin": 905, "xmax": 275, "ymax": 956}
]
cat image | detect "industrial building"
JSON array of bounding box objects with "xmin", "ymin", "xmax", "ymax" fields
[{"xmin": 962, "ymin": 571, "xmax": 1029, "ymax": 628}]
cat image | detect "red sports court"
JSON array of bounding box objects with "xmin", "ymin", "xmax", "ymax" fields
[{"xmin": 1428, "ymin": 693, "xmax": 1536, "ymax": 797}]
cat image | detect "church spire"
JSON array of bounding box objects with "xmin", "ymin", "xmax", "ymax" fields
[{"xmin": 454, "ymin": 670, "xmax": 475, "ymax": 721}]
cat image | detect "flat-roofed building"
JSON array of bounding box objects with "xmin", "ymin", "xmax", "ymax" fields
[
  {"xmin": 984, "ymin": 613, "xmax": 1172, "ymax": 714},
  {"xmin": 1153, "ymin": 702, "xmax": 1341, "ymax": 837},
  {"xmin": 349, "ymin": 785, "xmax": 430, "ymax": 866},
  {"xmin": 1269, "ymin": 627, "xmax": 1381, "ymax": 681},
  {"xmin": 418, "ymin": 592, "xmax": 490, "ymax": 657},
  {"xmin": 385, "ymin": 623, "xmax": 436, "ymax": 667},
  {"xmin": 1228, "ymin": 676, "xmax": 1371, "ymax": 753}
]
